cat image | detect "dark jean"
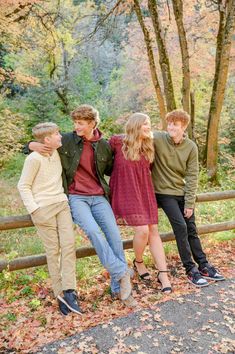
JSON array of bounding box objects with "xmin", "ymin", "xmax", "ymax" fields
[{"xmin": 156, "ymin": 194, "xmax": 208, "ymax": 274}]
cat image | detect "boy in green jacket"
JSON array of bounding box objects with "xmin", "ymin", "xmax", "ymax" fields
[{"xmin": 152, "ymin": 110, "xmax": 224, "ymax": 287}]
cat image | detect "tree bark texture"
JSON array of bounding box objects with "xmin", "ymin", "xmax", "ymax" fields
[
  {"xmin": 190, "ymin": 91, "xmax": 195, "ymax": 141},
  {"xmin": 133, "ymin": 0, "xmax": 167, "ymax": 129},
  {"xmin": 147, "ymin": 0, "xmax": 176, "ymax": 112},
  {"xmin": 172, "ymin": 0, "xmax": 192, "ymax": 136},
  {"xmin": 54, "ymin": 42, "xmax": 70, "ymax": 114},
  {"xmin": 206, "ymin": 0, "xmax": 235, "ymax": 181}
]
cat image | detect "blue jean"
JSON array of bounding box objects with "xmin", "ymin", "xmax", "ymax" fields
[{"xmin": 69, "ymin": 195, "xmax": 127, "ymax": 293}]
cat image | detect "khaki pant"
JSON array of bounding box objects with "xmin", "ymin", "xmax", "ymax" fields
[{"xmin": 31, "ymin": 201, "xmax": 76, "ymax": 297}]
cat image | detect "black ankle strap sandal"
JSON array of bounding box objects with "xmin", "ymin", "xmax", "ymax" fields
[
  {"xmin": 157, "ymin": 270, "xmax": 172, "ymax": 293},
  {"xmin": 133, "ymin": 259, "xmax": 151, "ymax": 280}
]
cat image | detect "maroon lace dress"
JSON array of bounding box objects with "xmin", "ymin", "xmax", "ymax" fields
[{"xmin": 109, "ymin": 135, "xmax": 158, "ymax": 226}]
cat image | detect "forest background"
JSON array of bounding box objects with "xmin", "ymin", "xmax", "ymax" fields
[
  {"xmin": 0, "ymin": 0, "xmax": 234, "ymax": 181},
  {"xmin": 0, "ymin": 1, "xmax": 234, "ymax": 351},
  {"xmin": 0, "ymin": 0, "xmax": 235, "ymax": 273}
]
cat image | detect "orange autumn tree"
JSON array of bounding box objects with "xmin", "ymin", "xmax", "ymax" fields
[
  {"xmin": 104, "ymin": 0, "xmax": 234, "ymax": 182},
  {"xmin": 205, "ymin": 0, "xmax": 235, "ymax": 182},
  {"xmin": 0, "ymin": 0, "xmax": 40, "ymax": 165}
]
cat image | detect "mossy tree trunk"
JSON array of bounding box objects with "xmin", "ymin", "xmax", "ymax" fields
[
  {"xmin": 147, "ymin": 0, "xmax": 176, "ymax": 113},
  {"xmin": 133, "ymin": 0, "xmax": 167, "ymax": 129},
  {"xmin": 172, "ymin": 0, "xmax": 193, "ymax": 138},
  {"xmin": 205, "ymin": 0, "xmax": 235, "ymax": 182}
]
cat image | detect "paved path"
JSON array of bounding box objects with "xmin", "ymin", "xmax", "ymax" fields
[{"xmin": 37, "ymin": 279, "xmax": 235, "ymax": 354}]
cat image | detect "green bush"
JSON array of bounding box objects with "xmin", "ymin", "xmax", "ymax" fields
[
  {"xmin": 0, "ymin": 153, "xmax": 25, "ymax": 180},
  {"xmin": 0, "ymin": 107, "xmax": 26, "ymax": 168}
]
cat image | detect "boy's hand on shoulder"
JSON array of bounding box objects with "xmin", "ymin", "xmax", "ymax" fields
[
  {"xmin": 184, "ymin": 208, "xmax": 193, "ymax": 218},
  {"xmin": 29, "ymin": 142, "xmax": 52, "ymax": 154}
]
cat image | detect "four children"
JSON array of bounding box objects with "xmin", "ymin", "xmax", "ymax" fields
[{"xmin": 18, "ymin": 106, "xmax": 224, "ymax": 315}]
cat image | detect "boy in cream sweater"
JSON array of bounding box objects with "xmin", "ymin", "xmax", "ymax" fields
[{"xmin": 18, "ymin": 122, "xmax": 82, "ymax": 316}]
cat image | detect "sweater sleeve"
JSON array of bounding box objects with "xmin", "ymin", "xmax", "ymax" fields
[
  {"xmin": 17, "ymin": 156, "xmax": 41, "ymax": 214},
  {"xmin": 184, "ymin": 144, "xmax": 199, "ymax": 209}
]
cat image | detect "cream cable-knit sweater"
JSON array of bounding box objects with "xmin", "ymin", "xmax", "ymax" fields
[{"xmin": 18, "ymin": 150, "xmax": 67, "ymax": 214}]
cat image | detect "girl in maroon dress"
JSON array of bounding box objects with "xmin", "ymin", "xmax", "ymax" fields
[{"xmin": 109, "ymin": 113, "xmax": 172, "ymax": 293}]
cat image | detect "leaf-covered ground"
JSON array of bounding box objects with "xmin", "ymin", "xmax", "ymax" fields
[
  {"xmin": 0, "ymin": 239, "xmax": 234, "ymax": 353},
  {"xmin": 36, "ymin": 278, "xmax": 235, "ymax": 354}
]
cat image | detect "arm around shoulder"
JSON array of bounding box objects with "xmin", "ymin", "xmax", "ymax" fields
[
  {"xmin": 22, "ymin": 141, "xmax": 53, "ymax": 155},
  {"xmin": 103, "ymin": 140, "xmax": 114, "ymax": 176}
]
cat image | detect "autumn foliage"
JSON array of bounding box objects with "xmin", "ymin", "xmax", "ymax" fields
[{"xmin": 0, "ymin": 238, "xmax": 234, "ymax": 352}]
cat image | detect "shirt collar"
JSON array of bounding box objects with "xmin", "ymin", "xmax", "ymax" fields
[{"xmin": 167, "ymin": 132, "xmax": 187, "ymax": 146}]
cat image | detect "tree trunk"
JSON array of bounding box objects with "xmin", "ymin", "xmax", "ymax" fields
[
  {"xmin": 190, "ymin": 91, "xmax": 195, "ymax": 141},
  {"xmin": 54, "ymin": 42, "xmax": 70, "ymax": 114},
  {"xmin": 133, "ymin": 0, "xmax": 167, "ymax": 129},
  {"xmin": 147, "ymin": 0, "xmax": 176, "ymax": 112},
  {"xmin": 205, "ymin": 0, "xmax": 235, "ymax": 182},
  {"xmin": 172, "ymin": 0, "xmax": 192, "ymax": 136}
]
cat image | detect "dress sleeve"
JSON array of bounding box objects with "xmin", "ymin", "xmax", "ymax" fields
[{"xmin": 108, "ymin": 135, "xmax": 118, "ymax": 152}]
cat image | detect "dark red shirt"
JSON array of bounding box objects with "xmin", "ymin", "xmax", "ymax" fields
[{"xmin": 68, "ymin": 129, "xmax": 104, "ymax": 196}]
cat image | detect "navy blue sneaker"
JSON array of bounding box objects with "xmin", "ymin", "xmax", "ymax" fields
[
  {"xmin": 58, "ymin": 290, "xmax": 83, "ymax": 315},
  {"xmin": 199, "ymin": 265, "xmax": 225, "ymax": 281},
  {"xmin": 187, "ymin": 271, "xmax": 209, "ymax": 287},
  {"xmin": 58, "ymin": 297, "xmax": 71, "ymax": 315}
]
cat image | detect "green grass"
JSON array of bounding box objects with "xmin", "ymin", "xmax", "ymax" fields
[
  {"xmin": 0, "ymin": 152, "xmax": 25, "ymax": 181},
  {"xmin": 76, "ymin": 256, "xmax": 103, "ymax": 283},
  {"xmin": 0, "ymin": 229, "xmax": 43, "ymax": 258},
  {"xmin": 196, "ymin": 199, "xmax": 235, "ymax": 225},
  {"xmin": 211, "ymin": 230, "xmax": 235, "ymax": 242}
]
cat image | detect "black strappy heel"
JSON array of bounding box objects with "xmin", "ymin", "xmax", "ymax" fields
[
  {"xmin": 157, "ymin": 270, "xmax": 172, "ymax": 293},
  {"xmin": 133, "ymin": 259, "xmax": 151, "ymax": 281}
]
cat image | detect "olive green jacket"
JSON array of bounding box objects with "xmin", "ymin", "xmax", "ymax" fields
[{"xmin": 152, "ymin": 131, "xmax": 199, "ymax": 209}]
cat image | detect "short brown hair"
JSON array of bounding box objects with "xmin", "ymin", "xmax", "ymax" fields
[
  {"xmin": 32, "ymin": 122, "xmax": 59, "ymax": 143},
  {"xmin": 166, "ymin": 109, "xmax": 190, "ymax": 127},
  {"xmin": 70, "ymin": 104, "xmax": 100, "ymax": 127}
]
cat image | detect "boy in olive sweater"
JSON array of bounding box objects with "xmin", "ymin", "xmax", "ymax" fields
[{"xmin": 152, "ymin": 110, "xmax": 224, "ymax": 287}]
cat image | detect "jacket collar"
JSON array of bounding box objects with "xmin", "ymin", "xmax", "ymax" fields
[
  {"xmin": 73, "ymin": 131, "xmax": 82, "ymax": 144},
  {"xmin": 72, "ymin": 129, "xmax": 102, "ymax": 144}
]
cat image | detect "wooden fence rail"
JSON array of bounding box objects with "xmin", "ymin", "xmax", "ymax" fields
[
  {"xmin": 0, "ymin": 190, "xmax": 234, "ymax": 272},
  {"xmin": 1, "ymin": 190, "xmax": 235, "ymax": 231}
]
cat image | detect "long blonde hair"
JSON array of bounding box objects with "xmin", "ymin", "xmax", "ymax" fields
[{"xmin": 122, "ymin": 113, "xmax": 154, "ymax": 162}]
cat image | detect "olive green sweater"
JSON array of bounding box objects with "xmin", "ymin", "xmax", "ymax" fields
[{"xmin": 152, "ymin": 131, "xmax": 199, "ymax": 209}]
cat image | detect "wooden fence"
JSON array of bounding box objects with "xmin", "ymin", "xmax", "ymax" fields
[{"xmin": 0, "ymin": 190, "xmax": 234, "ymax": 272}]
